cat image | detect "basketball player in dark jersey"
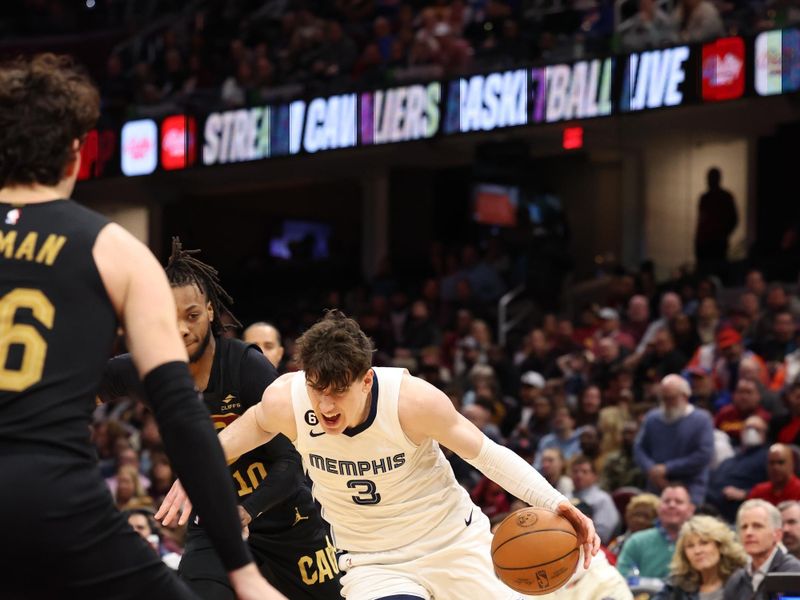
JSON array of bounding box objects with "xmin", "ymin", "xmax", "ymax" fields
[
  {"xmin": 99, "ymin": 239, "xmax": 342, "ymax": 600},
  {"xmin": 0, "ymin": 54, "xmax": 284, "ymax": 600}
]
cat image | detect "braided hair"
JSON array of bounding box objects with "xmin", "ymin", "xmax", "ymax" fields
[{"xmin": 164, "ymin": 237, "xmax": 240, "ymax": 335}]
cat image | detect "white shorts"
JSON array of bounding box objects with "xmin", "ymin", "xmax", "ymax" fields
[{"xmin": 337, "ymin": 508, "xmax": 525, "ymax": 600}]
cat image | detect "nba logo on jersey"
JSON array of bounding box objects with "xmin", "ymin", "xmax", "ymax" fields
[{"xmin": 5, "ymin": 208, "xmax": 20, "ymax": 225}]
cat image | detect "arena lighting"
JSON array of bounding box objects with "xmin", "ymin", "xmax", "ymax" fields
[{"xmin": 563, "ymin": 127, "xmax": 584, "ymax": 150}]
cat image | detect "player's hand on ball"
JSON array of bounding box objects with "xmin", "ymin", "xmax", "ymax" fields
[
  {"xmin": 556, "ymin": 501, "xmax": 600, "ymax": 569},
  {"xmin": 155, "ymin": 478, "xmax": 193, "ymax": 526}
]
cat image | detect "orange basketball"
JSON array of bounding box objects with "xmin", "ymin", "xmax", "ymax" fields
[{"xmin": 491, "ymin": 507, "xmax": 580, "ymax": 595}]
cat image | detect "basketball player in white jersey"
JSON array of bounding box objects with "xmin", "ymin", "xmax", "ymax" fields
[{"xmin": 158, "ymin": 310, "xmax": 600, "ymax": 599}]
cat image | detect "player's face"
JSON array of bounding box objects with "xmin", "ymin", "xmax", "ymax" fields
[
  {"xmin": 306, "ymin": 370, "xmax": 374, "ymax": 435},
  {"xmin": 173, "ymin": 285, "xmax": 213, "ymax": 362}
]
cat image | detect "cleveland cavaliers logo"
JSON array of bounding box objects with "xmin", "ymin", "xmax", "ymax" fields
[{"xmin": 516, "ymin": 510, "xmax": 539, "ymax": 528}]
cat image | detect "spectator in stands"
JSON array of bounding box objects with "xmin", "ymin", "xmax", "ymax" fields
[
  {"xmin": 780, "ymin": 500, "xmax": 800, "ymax": 559},
  {"xmin": 748, "ymin": 444, "xmax": 800, "ymax": 505},
  {"xmin": 688, "ymin": 365, "xmax": 721, "ymax": 413},
  {"xmin": 655, "ymin": 515, "xmax": 747, "ymax": 600},
  {"xmin": 220, "ymin": 59, "xmax": 253, "ymax": 107},
  {"xmin": 618, "ymin": 0, "xmax": 678, "ymax": 51},
  {"xmin": 608, "ymin": 493, "xmax": 661, "ymax": 559},
  {"xmin": 591, "ymin": 337, "xmax": 629, "ymax": 391},
  {"xmin": 539, "ymin": 447, "xmax": 575, "ymax": 498},
  {"xmin": 712, "ymin": 327, "xmax": 770, "ymax": 395},
  {"xmin": 695, "ymin": 297, "xmax": 721, "ymax": 346},
  {"xmin": 634, "ymin": 327, "xmax": 689, "ymax": 390},
  {"xmin": 770, "ymin": 382, "xmax": 800, "ymax": 445},
  {"xmin": 623, "ymin": 294, "xmax": 651, "ymax": 346},
  {"xmin": 634, "ymin": 374, "xmax": 714, "ymax": 504},
  {"xmin": 114, "ymin": 464, "xmax": 153, "ymax": 511},
  {"xmin": 576, "ymin": 385, "xmax": 603, "ymax": 428},
  {"xmin": 602, "ymin": 420, "xmax": 645, "ymax": 491},
  {"xmin": 401, "ymin": 299, "xmax": 442, "ymax": 352},
  {"xmin": 518, "ymin": 328, "xmax": 558, "ymax": 379},
  {"xmin": 505, "ymin": 370, "xmax": 551, "ymax": 445},
  {"xmin": 754, "ymin": 309, "xmax": 798, "ymax": 364},
  {"xmin": 617, "ymin": 484, "xmax": 696, "ymax": 580},
  {"xmin": 572, "ymin": 455, "xmax": 620, "ymax": 544},
  {"xmin": 675, "ymin": 0, "xmax": 725, "ymax": 42},
  {"xmin": 715, "ymin": 378, "xmax": 772, "ymax": 446},
  {"xmin": 636, "ymin": 292, "xmax": 683, "ymax": 356},
  {"xmin": 461, "ymin": 401, "xmax": 503, "ymax": 443},
  {"xmin": 534, "ymin": 406, "xmax": 583, "ymax": 469},
  {"xmin": 126, "ymin": 508, "xmax": 182, "ymax": 570},
  {"xmin": 579, "ymin": 424, "xmax": 606, "ymax": 474},
  {"xmin": 747, "ymin": 269, "xmax": 768, "ymax": 302},
  {"xmin": 671, "ymin": 312, "xmax": 702, "ymax": 363},
  {"xmin": 707, "ymin": 415, "xmax": 770, "ymax": 522},
  {"xmin": 724, "ymin": 499, "xmax": 800, "ymax": 599},
  {"xmin": 470, "ymin": 476, "xmax": 510, "ymax": 519},
  {"xmin": 243, "ymin": 322, "xmax": 285, "ymax": 370},
  {"xmin": 594, "ymin": 307, "xmax": 636, "ymax": 352}
]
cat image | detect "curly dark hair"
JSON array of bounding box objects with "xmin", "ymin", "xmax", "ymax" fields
[
  {"xmin": 0, "ymin": 53, "xmax": 99, "ymax": 188},
  {"xmin": 164, "ymin": 237, "xmax": 240, "ymax": 336},
  {"xmin": 295, "ymin": 310, "xmax": 374, "ymax": 393}
]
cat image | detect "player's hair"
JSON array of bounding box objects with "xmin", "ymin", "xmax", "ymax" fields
[
  {"xmin": 165, "ymin": 237, "xmax": 239, "ymax": 335},
  {"xmin": 0, "ymin": 53, "xmax": 99, "ymax": 188},
  {"xmin": 295, "ymin": 309, "xmax": 374, "ymax": 393}
]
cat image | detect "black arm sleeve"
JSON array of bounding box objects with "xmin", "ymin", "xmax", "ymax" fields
[
  {"xmin": 237, "ymin": 349, "xmax": 301, "ymax": 517},
  {"xmin": 143, "ymin": 361, "xmax": 251, "ymax": 571}
]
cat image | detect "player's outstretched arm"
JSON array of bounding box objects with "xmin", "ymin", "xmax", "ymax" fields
[
  {"xmin": 398, "ymin": 373, "xmax": 600, "ymax": 568},
  {"xmin": 93, "ymin": 224, "xmax": 285, "ymax": 597}
]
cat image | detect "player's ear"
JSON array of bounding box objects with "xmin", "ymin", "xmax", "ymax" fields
[
  {"xmin": 206, "ymin": 301, "xmax": 214, "ymax": 322},
  {"xmin": 361, "ymin": 369, "xmax": 373, "ymax": 393}
]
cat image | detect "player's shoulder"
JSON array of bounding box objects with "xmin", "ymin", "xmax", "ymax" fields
[
  {"xmin": 264, "ymin": 372, "xmax": 297, "ymax": 398},
  {"xmin": 398, "ymin": 371, "xmax": 450, "ymax": 418}
]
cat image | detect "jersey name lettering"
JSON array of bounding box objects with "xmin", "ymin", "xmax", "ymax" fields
[
  {"xmin": 308, "ymin": 452, "xmax": 406, "ymax": 476},
  {"xmin": 0, "ymin": 230, "xmax": 68, "ymax": 266}
]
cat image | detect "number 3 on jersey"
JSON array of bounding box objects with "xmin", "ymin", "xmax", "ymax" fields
[
  {"xmin": 347, "ymin": 479, "xmax": 381, "ymax": 505},
  {"xmin": 0, "ymin": 288, "xmax": 54, "ymax": 392}
]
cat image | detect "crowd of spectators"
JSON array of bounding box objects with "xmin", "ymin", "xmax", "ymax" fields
[
  {"xmin": 5, "ymin": 0, "xmax": 799, "ymax": 118},
  {"xmin": 94, "ymin": 223, "xmax": 800, "ymax": 594}
]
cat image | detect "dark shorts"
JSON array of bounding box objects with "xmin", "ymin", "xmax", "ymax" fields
[
  {"xmin": 180, "ymin": 510, "xmax": 342, "ymax": 600},
  {"xmin": 0, "ymin": 454, "xmax": 197, "ymax": 600}
]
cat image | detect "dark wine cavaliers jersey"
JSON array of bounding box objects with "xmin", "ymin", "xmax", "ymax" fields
[
  {"xmin": 0, "ymin": 199, "xmax": 116, "ymax": 459},
  {"xmin": 99, "ymin": 336, "xmax": 317, "ymax": 534}
]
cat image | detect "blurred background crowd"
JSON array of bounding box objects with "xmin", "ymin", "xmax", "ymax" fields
[{"xmin": 4, "ymin": 0, "xmax": 800, "ymax": 119}]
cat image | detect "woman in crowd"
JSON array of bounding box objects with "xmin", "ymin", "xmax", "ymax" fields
[
  {"xmin": 608, "ymin": 493, "xmax": 660, "ymax": 558},
  {"xmin": 654, "ymin": 515, "xmax": 747, "ymax": 600}
]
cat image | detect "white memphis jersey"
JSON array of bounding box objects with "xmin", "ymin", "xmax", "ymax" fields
[{"xmin": 291, "ymin": 367, "xmax": 474, "ymax": 553}]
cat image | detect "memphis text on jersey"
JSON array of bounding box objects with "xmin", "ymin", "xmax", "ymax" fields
[
  {"xmin": 308, "ymin": 453, "xmax": 406, "ymax": 476},
  {"xmin": 0, "ymin": 230, "xmax": 67, "ymax": 266}
]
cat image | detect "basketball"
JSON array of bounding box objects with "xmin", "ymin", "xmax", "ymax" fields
[{"xmin": 491, "ymin": 507, "xmax": 580, "ymax": 595}]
